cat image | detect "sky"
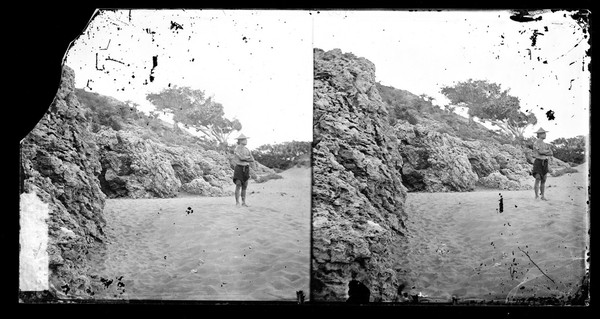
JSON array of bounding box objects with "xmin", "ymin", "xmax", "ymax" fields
[
  {"xmin": 65, "ymin": 9, "xmax": 590, "ymax": 148},
  {"xmin": 313, "ymin": 9, "xmax": 591, "ymax": 142},
  {"xmin": 65, "ymin": 10, "xmax": 313, "ymax": 149}
]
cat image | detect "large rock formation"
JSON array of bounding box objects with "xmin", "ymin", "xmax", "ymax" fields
[
  {"xmin": 396, "ymin": 120, "xmax": 479, "ymax": 192},
  {"xmin": 20, "ymin": 66, "xmax": 107, "ymax": 298},
  {"xmin": 312, "ymin": 48, "xmax": 408, "ymax": 301},
  {"xmin": 396, "ymin": 120, "xmax": 572, "ymax": 191},
  {"xmin": 95, "ymin": 129, "xmax": 235, "ymax": 198}
]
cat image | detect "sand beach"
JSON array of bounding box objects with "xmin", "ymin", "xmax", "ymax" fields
[
  {"xmin": 394, "ymin": 163, "xmax": 589, "ymax": 303},
  {"xmin": 89, "ymin": 167, "xmax": 311, "ymax": 301}
]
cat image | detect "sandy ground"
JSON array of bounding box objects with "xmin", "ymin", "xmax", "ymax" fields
[
  {"xmin": 394, "ymin": 163, "xmax": 589, "ymax": 303},
  {"xmin": 90, "ymin": 167, "xmax": 311, "ymax": 301}
]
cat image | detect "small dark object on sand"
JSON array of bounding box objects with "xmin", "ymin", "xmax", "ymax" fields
[{"xmin": 296, "ymin": 290, "xmax": 305, "ymax": 304}]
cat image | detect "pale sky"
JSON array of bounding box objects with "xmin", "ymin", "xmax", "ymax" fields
[
  {"xmin": 313, "ymin": 9, "xmax": 590, "ymax": 142},
  {"xmin": 65, "ymin": 9, "xmax": 313, "ymax": 149},
  {"xmin": 65, "ymin": 9, "xmax": 590, "ymax": 148}
]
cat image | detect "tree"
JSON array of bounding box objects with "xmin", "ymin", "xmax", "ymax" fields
[
  {"xmin": 440, "ymin": 79, "xmax": 537, "ymax": 139},
  {"xmin": 146, "ymin": 86, "xmax": 242, "ymax": 146}
]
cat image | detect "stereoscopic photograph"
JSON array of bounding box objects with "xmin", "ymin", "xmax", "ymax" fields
[{"xmin": 310, "ymin": 9, "xmax": 590, "ymax": 305}]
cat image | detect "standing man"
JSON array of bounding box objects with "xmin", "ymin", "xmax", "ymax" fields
[
  {"xmin": 232, "ymin": 133, "xmax": 255, "ymax": 207},
  {"xmin": 532, "ymin": 127, "xmax": 553, "ymax": 201}
]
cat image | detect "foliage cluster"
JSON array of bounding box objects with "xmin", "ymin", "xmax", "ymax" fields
[
  {"xmin": 550, "ymin": 136, "xmax": 586, "ymax": 164},
  {"xmin": 75, "ymin": 89, "xmax": 215, "ymax": 151},
  {"xmin": 146, "ymin": 86, "xmax": 241, "ymax": 147},
  {"xmin": 251, "ymin": 141, "xmax": 311, "ymax": 170},
  {"xmin": 377, "ymin": 83, "xmax": 509, "ymax": 144},
  {"xmin": 75, "ymin": 88, "xmax": 143, "ymax": 132},
  {"xmin": 440, "ymin": 79, "xmax": 537, "ymax": 140}
]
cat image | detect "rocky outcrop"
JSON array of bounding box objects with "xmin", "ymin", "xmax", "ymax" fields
[
  {"xmin": 20, "ymin": 66, "xmax": 106, "ymax": 298},
  {"xmin": 395, "ymin": 121, "xmax": 570, "ymax": 191},
  {"xmin": 249, "ymin": 161, "xmax": 278, "ymax": 182},
  {"xmin": 95, "ymin": 129, "xmax": 234, "ymax": 198},
  {"xmin": 312, "ymin": 48, "xmax": 408, "ymax": 301},
  {"xmin": 396, "ymin": 120, "xmax": 479, "ymax": 192}
]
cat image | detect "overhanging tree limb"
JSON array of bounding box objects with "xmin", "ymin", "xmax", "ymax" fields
[
  {"xmin": 441, "ymin": 79, "xmax": 537, "ymax": 139},
  {"xmin": 146, "ymin": 85, "xmax": 241, "ymax": 147}
]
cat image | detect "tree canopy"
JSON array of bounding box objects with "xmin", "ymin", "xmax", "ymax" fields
[
  {"xmin": 440, "ymin": 79, "xmax": 537, "ymax": 139},
  {"xmin": 146, "ymin": 86, "xmax": 242, "ymax": 146}
]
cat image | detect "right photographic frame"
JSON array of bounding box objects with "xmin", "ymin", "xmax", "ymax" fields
[{"xmin": 310, "ymin": 9, "xmax": 590, "ymax": 305}]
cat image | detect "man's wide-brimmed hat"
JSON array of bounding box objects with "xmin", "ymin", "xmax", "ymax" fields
[
  {"xmin": 535, "ymin": 127, "xmax": 549, "ymax": 134},
  {"xmin": 235, "ymin": 133, "xmax": 249, "ymax": 140}
]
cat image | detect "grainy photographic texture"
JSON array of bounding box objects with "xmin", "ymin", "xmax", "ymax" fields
[
  {"xmin": 311, "ymin": 9, "xmax": 590, "ymax": 305},
  {"xmin": 17, "ymin": 8, "xmax": 591, "ymax": 308},
  {"xmin": 19, "ymin": 9, "xmax": 312, "ymax": 302}
]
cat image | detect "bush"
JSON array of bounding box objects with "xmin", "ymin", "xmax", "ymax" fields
[
  {"xmin": 551, "ymin": 136, "xmax": 586, "ymax": 164},
  {"xmin": 75, "ymin": 88, "xmax": 145, "ymax": 131},
  {"xmin": 252, "ymin": 141, "xmax": 311, "ymax": 170}
]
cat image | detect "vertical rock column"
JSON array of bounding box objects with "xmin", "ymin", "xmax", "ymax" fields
[
  {"xmin": 312, "ymin": 49, "xmax": 408, "ymax": 301},
  {"xmin": 20, "ymin": 66, "xmax": 107, "ymax": 298}
]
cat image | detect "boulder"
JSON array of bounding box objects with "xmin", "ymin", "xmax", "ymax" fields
[
  {"xmin": 95, "ymin": 129, "xmax": 234, "ymax": 198},
  {"xmin": 312, "ymin": 48, "xmax": 408, "ymax": 301},
  {"xmin": 180, "ymin": 178, "xmax": 224, "ymax": 196},
  {"xmin": 479, "ymin": 172, "xmax": 522, "ymax": 190},
  {"xmin": 396, "ymin": 122, "xmax": 478, "ymax": 192},
  {"xmin": 250, "ymin": 161, "xmax": 278, "ymax": 181}
]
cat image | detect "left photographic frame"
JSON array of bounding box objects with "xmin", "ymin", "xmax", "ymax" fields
[{"xmin": 18, "ymin": 9, "xmax": 313, "ymax": 303}]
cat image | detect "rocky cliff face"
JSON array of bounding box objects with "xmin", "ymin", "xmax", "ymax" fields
[
  {"xmin": 396, "ymin": 120, "xmax": 572, "ymax": 191},
  {"xmin": 95, "ymin": 129, "xmax": 234, "ymax": 198},
  {"xmin": 312, "ymin": 48, "xmax": 408, "ymax": 301},
  {"xmin": 21, "ymin": 66, "xmax": 107, "ymax": 298}
]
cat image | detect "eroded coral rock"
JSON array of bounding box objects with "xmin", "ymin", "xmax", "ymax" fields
[
  {"xmin": 312, "ymin": 48, "xmax": 408, "ymax": 301},
  {"xmin": 95, "ymin": 129, "xmax": 234, "ymax": 198},
  {"xmin": 21, "ymin": 66, "xmax": 106, "ymax": 298}
]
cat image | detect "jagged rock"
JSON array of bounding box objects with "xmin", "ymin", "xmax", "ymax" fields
[
  {"xmin": 396, "ymin": 122, "xmax": 479, "ymax": 192},
  {"xmin": 312, "ymin": 48, "xmax": 408, "ymax": 302},
  {"xmin": 250, "ymin": 161, "xmax": 277, "ymax": 181},
  {"xmin": 180, "ymin": 178, "xmax": 224, "ymax": 196},
  {"xmin": 395, "ymin": 121, "xmax": 557, "ymax": 191},
  {"xmin": 95, "ymin": 129, "xmax": 234, "ymax": 198},
  {"xmin": 20, "ymin": 66, "xmax": 106, "ymax": 298},
  {"xmin": 548, "ymin": 157, "xmax": 573, "ymax": 176},
  {"xmin": 479, "ymin": 172, "xmax": 522, "ymax": 190},
  {"xmin": 95, "ymin": 129, "xmax": 181, "ymax": 198}
]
